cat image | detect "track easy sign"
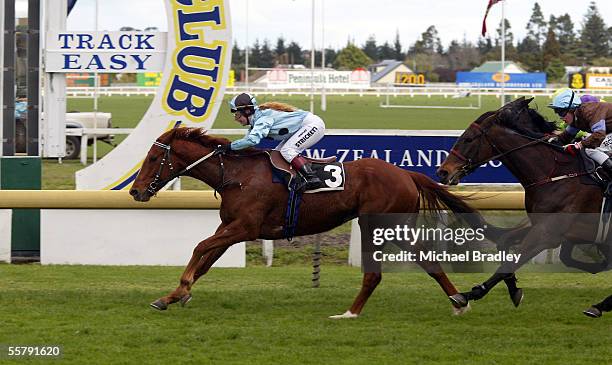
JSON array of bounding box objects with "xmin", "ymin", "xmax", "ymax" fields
[
  {"xmin": 45, "ymin": 31, "xmax": 167, "ymax": 72},
  {"xmin": 76, "ymin": 0, "xmax": 232, "ymax": 190}
]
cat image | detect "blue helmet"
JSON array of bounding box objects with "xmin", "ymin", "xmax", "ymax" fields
[
  {"xmin": 229, "ymin": 93, "xmax": 257, "ymax": 115},
  {"xmin": 549, "ymin": 89, "xmax": 582, "ymax": 110}
]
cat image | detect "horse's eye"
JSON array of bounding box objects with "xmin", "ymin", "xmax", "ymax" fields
[
  {"xmin": 149, "ymin": 155, "xmax": 158, "ymax": 163},
  {"xmin": 463, "ymin": 137, "xmax": 473, "ymax": 143}
]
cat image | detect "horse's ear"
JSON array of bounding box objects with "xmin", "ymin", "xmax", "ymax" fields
[
  {"xmin": 500, "ymin": 96, "xmax": 523, "ymax": 111},
  {"xmin": 522, "ymin": 97, "xmax": 534, "ymax": 108}
]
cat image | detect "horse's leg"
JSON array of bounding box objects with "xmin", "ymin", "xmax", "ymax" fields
[
  {"xmin": 151, "ymin": 220, "xmax": 250, "ymax": 310},
  {"xmin": 584, "ymin": 294, "xmax": 612, "ymax": 318},
  {"xmin": 450, "ymin": 223, "xmax": 561, "ymax": 307},
  {"xmin": 417, "ymin": 260, "xmax": 472, "ymax": 315},
  {"xmin": 168, "ymin": 247, "xmax": 230, "ymax": 308},
  {"xmin": 329, "ymin": 272, "xmax": 381, "ymax": 319}
]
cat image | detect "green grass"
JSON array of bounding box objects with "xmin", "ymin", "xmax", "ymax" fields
[
  {"xmin": 0, "ymin": 264, "xmax": 610, "ymax": 364},
  {"xmin": 43, "ymin": 93, "xmax": 556, "ymax": 190}
]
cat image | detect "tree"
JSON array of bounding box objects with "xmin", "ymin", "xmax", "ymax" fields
[
  {"xmin": 445, "ymin": 39, "xmax": 480, "ymax": 71},
  {"xmin": 477, "ymin": 36, "xmax": 493, "ymax": 56},
  {"xmin": 412, "ymin": 25, "xmax": 443, "ymax": 55},
  {"xmin": 362, "ymin": 35, "xmax": 378, "ymax": 61},
  {"xmin": 525, "ymin": 2, "xmax": 547, "ymax": 48},
  {"xmin": 323, "ymin": 48, "xmax": 337, "ymax": 68},
  {"xmin": 555, "ymin": 13, "xmax": 576, "ymax": 49},
  {"xmin": 250, "ymin": 39, "xmax": 262, "ymax": 67},
  {"xmin": 286, "ymin": 41, "xmax": 304, "ymax": 65},
  {"xmin": 542, "ymin": 27, "xmax": 561, "ymax": 69},
  {"xmin": 231, "ymin": 42, "xmax": 244, "ymax": 70},
  {"xmin": 393, "ymin": 30, "xmax": 403, "ymax": 61},
  {"xmin": 517, "ymin": 36, "xmax": 541, "ymax": 70},
  {"xmin": 333, "ymin": 44, "xmax": 371, "ymax": 70},
  {"xmin": 259, "ymin": 39, "xmax": 275, "ymax": 68},
  {"xmin": 545, "ymin": 58, "xmax": 566, "ymax": 82},
  {"xmin": 580, "ymin": 1, "xmax": 609, "ymax": 59},
  {"xmin": 377, "ymin": 41, "xmax": 395, "ymax": 61},
  {"xmin": 275, "ymin": 37, "xmax": 287, "ymax": 64},
  {"xmin": 495, "ymin": 19, "xmax": 514, "ymax": 49},
  {"xmin": 489, "ymin": 19, "xmax": 518, "ymax": 61}
]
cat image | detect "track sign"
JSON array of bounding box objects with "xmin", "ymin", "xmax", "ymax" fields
[{"xmin": 45, "ymin": 31, "xmax": 167, "ymax": 73}]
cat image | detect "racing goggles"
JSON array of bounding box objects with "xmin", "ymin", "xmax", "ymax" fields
[{"xmin": 553, "ymin": 108, "xmax": 570, "ymax": 117}]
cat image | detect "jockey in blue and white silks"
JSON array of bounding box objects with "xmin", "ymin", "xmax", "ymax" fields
[{"xmin": 224, "ymin": 92, "xmax": 326, "ymax": 189}]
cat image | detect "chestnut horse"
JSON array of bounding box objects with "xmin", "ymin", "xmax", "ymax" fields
[
  {"xmin": 437, "ymin": 97, "xmax": 611, "ymax": 310},
  {"xmin": 130, "ymin": 127, "xmax": 502, "ymax": 317}
]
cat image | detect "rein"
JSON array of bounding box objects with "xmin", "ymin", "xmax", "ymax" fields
[
  {"xmin": 146, "ymin": 141, "xmax": 230, "ymax": 197},
  {"xmin": 451, "ymin": 113, "xmax": 585, "ymax": 188},
  {"xmin": 451, "ymin": 122, "xmax": 556, "ymax": 175}
]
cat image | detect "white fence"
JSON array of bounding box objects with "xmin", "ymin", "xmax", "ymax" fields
[{"xmin": 65, "ymin": 85, "xmax": 612, "ymax": 98}]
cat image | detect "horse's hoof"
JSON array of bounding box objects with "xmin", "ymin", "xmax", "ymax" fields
[
  {"xmin": 150, "ymin": 299, "xmax": 168, "ymax": 311},
  {"xmin": 329, "ymin": 310, "xmax": 359, "ymax": 319},
  {"xmin": 510, "ymin": 288, "xmax": 523, "ymax": 308},
  {"xmin": 452, "ymin": 302, "xmax": 472, "ymax": 316},
  {"xmin": 179, "ymin": 294, "xmax": 192, "ymax": 307},
  {"xmin": 449, "ymin": 293, "xmax": 468, "ymax": 308},
  {"xmin": 583, "ymin": 307, "xmax": 602, "ymax": 318}
]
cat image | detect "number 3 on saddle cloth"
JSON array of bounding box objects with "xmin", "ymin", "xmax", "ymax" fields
[{"xmin": 265, "ymin": 151, "xmax": 346, "ymax": 240}]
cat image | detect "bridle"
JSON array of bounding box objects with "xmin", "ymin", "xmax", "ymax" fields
[
  {"xmin": 450, "ymin": 109, "xmax": 563, "ymax": 177},
  {"xmin": 146, "ymin": 140, "xmax": 229, "ymax": 197}
]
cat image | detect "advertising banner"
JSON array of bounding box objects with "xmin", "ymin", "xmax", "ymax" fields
[
  {"xmin": 456, "ymin": 72, "xmax": 546, "ymax": 88},
  {"xmin": 266, "ymin": 69, "xmax": 370, "ymax": 89},
  {"xmin": 256, "ymin": 133, "xmax": 517, "ymax": 184},
  {"xmin": 586, "ymin": 74, "xmax": 612, "ymax": 90},
  {"xmin": 45, "ymin": 31, "xmax": 167, "ymax": 73}
]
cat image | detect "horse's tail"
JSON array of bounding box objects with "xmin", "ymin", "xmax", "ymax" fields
[{"xmin": 408, "ymin": 171, "xmax": 514, "ymax": 242}]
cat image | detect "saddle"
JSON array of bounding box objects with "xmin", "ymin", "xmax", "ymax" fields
[
  {"xmin": 265, "ymin": 151, "xmax": 345, "ymax": 194},
  {"xmin": 265, "ymin": 151, "xmax": 345, "ymax": 241}
]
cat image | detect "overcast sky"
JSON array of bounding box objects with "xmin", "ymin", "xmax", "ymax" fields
[{"xmin": 60, "ymin": 0, "xmax": 612, "ymax": 50}]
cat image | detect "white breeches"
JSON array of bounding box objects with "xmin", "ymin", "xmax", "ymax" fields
[
  {"xmin": 585, "ymin": 133, "xmax": 612, "ymax": 165},
  {"xmin": 275, "ymin": 113, "xmax": 326, "ymax": 163}
]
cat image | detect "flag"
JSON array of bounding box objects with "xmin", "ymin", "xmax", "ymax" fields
[{"xmin": 481, "ymin": 0, "xmax": 502, "ymax": 36}]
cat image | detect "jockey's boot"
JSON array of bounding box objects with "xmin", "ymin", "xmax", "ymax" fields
[{"xmin": 291, "ymin": 155, "xmax": 322, "ymax": 191}]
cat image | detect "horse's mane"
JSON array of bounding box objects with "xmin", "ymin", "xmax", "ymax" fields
[
  {"xmin": 474, "ymin": 111, "xmax": 497, "ymax": 125},
  {"xmin": 498, "ymin": 107, "xmax": 558, "ymax": 138},
  {"xmin": 167, "ymin": 127, "xmax": 266, "ymax": 156}
]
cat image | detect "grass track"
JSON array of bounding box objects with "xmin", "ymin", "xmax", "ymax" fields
[{"xmin": 1, "ymin": 264, "xmax": 610, "ymax": 364}]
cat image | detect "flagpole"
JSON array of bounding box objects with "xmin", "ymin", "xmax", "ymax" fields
[{"xmin": 500, "ymin": 0, "xmax": 505, "ymax": 107}]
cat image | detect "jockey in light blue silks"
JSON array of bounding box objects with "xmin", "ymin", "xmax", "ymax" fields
[
  {"xmin": 222, "ymin": 93, "xmax": 326, "ymax": 189},
  {"xmin": 548, "ymin": 89, "xmax": 612, "ymax": 173}
]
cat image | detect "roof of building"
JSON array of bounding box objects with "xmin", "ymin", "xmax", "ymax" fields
[
  {"xmin": 471, "ymin": 61, "xmax": 526, "ymax": 73},
  {"xmin": 369, "ymin": 60, "xmax": 410, "ymax": 83}
]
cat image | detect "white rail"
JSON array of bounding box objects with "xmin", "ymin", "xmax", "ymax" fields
[{"xmin": 65, "ymin": 85, "xmax": 612, "ymax": 98}]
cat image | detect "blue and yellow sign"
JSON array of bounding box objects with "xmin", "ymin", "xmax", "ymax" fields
[{"xmin": 456, "ymin": 72, "xmax": 546, "ymax": 88}]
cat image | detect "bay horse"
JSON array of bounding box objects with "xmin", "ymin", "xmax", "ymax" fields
[
  {"xmin": 437, "ymin": 97, "xmax": 611, "ymax": 312},
  {"xmin": 129, "ymin": 127, "xmax": 505, "ymax": 317}
]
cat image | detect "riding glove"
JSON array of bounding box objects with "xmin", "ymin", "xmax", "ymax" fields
[{"xmin": 563, "ymin": 142, "xmax": 582, "ymax": 155}]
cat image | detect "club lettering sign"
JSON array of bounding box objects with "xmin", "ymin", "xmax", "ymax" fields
[{"xmin": 75, "ymin": 0, "xmax": 232, "ymax": 190}]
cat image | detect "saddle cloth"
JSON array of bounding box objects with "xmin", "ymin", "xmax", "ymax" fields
[{"xmin": 265, "ymin": 151, "xmax": 346, "ymax": 193}]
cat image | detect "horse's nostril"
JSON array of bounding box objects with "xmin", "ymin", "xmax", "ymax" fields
[
  {"xmin": 129, "ymin": 189, "xmax": 139, "ymax": 197},
  {"xmin": 437, "ymin": 169, "xmax": 448, "ymax": 179}
]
